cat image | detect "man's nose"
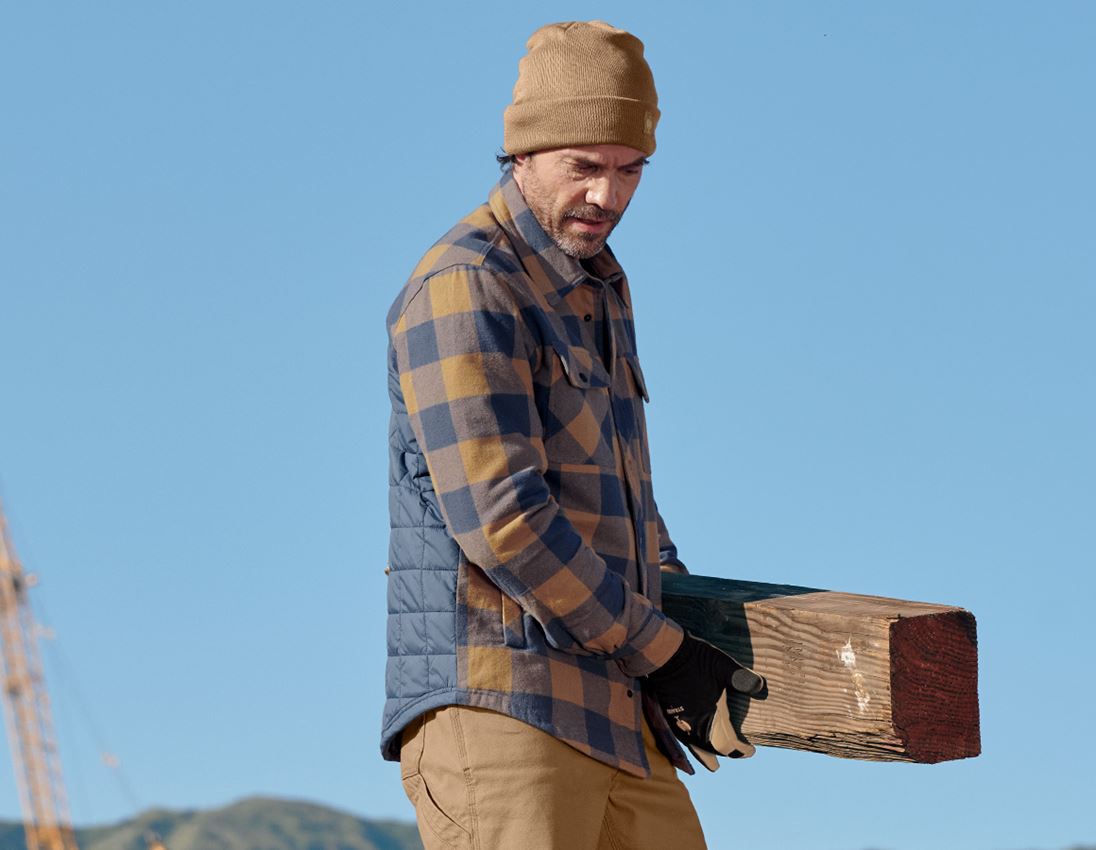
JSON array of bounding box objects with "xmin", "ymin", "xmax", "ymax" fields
[{"xmin": 585, "ymin": 176, "xmax": 619, "ymax": 211}]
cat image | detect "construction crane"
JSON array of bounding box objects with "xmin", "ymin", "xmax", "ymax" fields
[{"xmin": 0, "ymin": 504, "xmax": 79, "ymax": 850}]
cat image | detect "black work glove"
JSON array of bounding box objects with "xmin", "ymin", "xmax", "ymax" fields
[{"xmin": 644, "ymin": 632, "xmax": 765, "ymax": 772}]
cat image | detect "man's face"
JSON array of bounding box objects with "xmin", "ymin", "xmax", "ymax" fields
[{"xmin": 512, "ymin": 144, "xmax": 648, "ymax": 259}]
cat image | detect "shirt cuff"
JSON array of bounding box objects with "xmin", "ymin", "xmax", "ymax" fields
[{"xmin": 617, "ymin": 612, "xmax": 684, "ymax": 678}]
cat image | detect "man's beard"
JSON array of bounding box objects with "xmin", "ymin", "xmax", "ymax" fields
[
  {"xmin": 551, "ymin": 205, "xmax": 621, "ymax": 259},
  {"xmin": 520, "ymin": 171, "xmax": 622, "ymax": 259}
]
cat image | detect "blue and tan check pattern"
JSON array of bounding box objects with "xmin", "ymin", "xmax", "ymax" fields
[{"xmin": 386, "ymin": 172, "xmax": 690, "ymax": 777}]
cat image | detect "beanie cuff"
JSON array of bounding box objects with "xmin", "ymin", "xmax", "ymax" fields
[{"xmin": 504, "ymin": 96, "xmax": 659, "ymax": 156}]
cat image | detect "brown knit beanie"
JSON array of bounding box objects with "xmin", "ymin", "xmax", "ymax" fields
[{"xmin": 503, "ymin": 20, "xmax": 660, "ymax": 156}]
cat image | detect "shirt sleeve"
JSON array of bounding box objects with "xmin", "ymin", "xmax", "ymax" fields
[
  {"xmin": 391, "ymin": 266, "xmax": 682, "ymax": 676},
  {"xmin": 655, "ymin": 502, "xmax": 689, "ymax": 575}
]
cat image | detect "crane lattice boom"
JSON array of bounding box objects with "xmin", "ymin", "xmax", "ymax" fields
[{"xmin": 0, "ymin": 506, "xmax": 79, "ymax": 850}]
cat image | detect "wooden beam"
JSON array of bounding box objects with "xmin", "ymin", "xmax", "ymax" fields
[{"xmin": 661, "ymin": 574, "xmax": 980, "ymax": 764}]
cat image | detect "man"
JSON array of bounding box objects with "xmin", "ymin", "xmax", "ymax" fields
[{"xmin": 383, "ymin": 21, "xmax": 763, "ymax": 849}]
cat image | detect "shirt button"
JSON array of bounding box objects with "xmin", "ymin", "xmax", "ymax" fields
[
  {"xmin": 626, "ymin": 689, "xmax": 634, "ymax": 697},
  {"xmin": 583, "ymin": 314, "xmax": 592, "ymax": 322}
]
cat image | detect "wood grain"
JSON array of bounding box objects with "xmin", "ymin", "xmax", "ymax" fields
[{"xmin": 661, "ymin": 573, "xmax": 980, "ymax": 763}]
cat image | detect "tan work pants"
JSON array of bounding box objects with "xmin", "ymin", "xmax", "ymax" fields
[{"xmin": 400, "ymin": 705, "xmax": 707, "ymax": 850}]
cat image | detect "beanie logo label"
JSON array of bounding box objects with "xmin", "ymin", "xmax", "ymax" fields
[{"xmin": 644, "ymin": 111, "xmax": 653, "ymax": 136}]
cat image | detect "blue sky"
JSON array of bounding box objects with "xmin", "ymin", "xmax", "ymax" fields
[{"xmin": 1, "ymin": 3, "xmax": 1093, "ymax": 849}]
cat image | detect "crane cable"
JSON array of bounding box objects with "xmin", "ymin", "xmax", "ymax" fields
[{"xmin": 32, "ymin": 592, "xmax": 146, "ymax": 819}]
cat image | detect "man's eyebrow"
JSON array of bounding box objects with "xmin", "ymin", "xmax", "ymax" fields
[{"xmin": 564, "ymin": 155, "xmax": 651, "ymax": 169}]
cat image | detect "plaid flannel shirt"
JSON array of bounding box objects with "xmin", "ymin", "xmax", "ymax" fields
[{"xmin": 385, "ymin": 171, "xmax": 690, "ymax": 777}]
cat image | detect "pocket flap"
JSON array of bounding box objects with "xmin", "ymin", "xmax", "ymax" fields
[{"xmin": 553, "ymin": 343, "xmax": 611, "ymax": 390}]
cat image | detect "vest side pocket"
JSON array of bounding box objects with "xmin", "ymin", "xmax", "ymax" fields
[{"xmin": 459, "ymin": 554, "xmax": 526, "ymax": 650}]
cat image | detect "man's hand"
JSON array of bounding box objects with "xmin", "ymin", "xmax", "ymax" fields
[{"xmin": 644, "ymin": 632, "xmax": 765, "ymax": 772}]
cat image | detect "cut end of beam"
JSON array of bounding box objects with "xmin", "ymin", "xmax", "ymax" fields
[
  {"xmin": 891, "ymin": 610, "xmax": 981, "ymax": 763},
  {"xmin": 661, "ymin": 573, "xmax": 981, "ymax": 764}
]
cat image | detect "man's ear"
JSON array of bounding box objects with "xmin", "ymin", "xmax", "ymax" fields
[{"xmin": 511, "ymin": 153, "xmax": 532, "ymax": 190}]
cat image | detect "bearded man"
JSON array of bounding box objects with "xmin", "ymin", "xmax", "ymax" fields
[{"xmin": 383, "ymin": 20, "xmax": 763, "ymax": 850}]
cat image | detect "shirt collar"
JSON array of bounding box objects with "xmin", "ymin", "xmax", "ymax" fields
[{"xmin": 489, "ymin": 170, "xmax": 629, "ymax": 306}]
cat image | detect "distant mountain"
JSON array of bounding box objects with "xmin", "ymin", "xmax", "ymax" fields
[
  {"xmin": 0, "ymin": 800, "xmax": 1091, "ymax": 850},
  {"xmin": 0, "ymin": 796, "xmax": 423, "ymax": 850}
]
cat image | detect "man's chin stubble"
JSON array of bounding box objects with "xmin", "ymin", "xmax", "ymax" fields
[
  {"xmin": 552, "ymin": 225, "xmax": 610, "ymax": 259},
  {"xmin": 556, "ymin": 237, "xmax": 604, "ymax": 259}
]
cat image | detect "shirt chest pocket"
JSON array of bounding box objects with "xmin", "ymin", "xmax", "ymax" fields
[{"xmin": 541, "ymin": 343, "xmax": 615, "ymax": 469}]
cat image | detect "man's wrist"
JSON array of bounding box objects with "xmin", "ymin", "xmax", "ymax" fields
[{"xmin": 617, "ymin": 614, "xmax": 683, "ymax": 678}]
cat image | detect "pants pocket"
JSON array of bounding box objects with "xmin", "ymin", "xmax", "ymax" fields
[
  {"xmin": 399, "ymin": 710, "xmax": 473, "ymax": 850},
  {"xmin": 401, "ymin": 774, "xmax": 472, "ymax": 850}
]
